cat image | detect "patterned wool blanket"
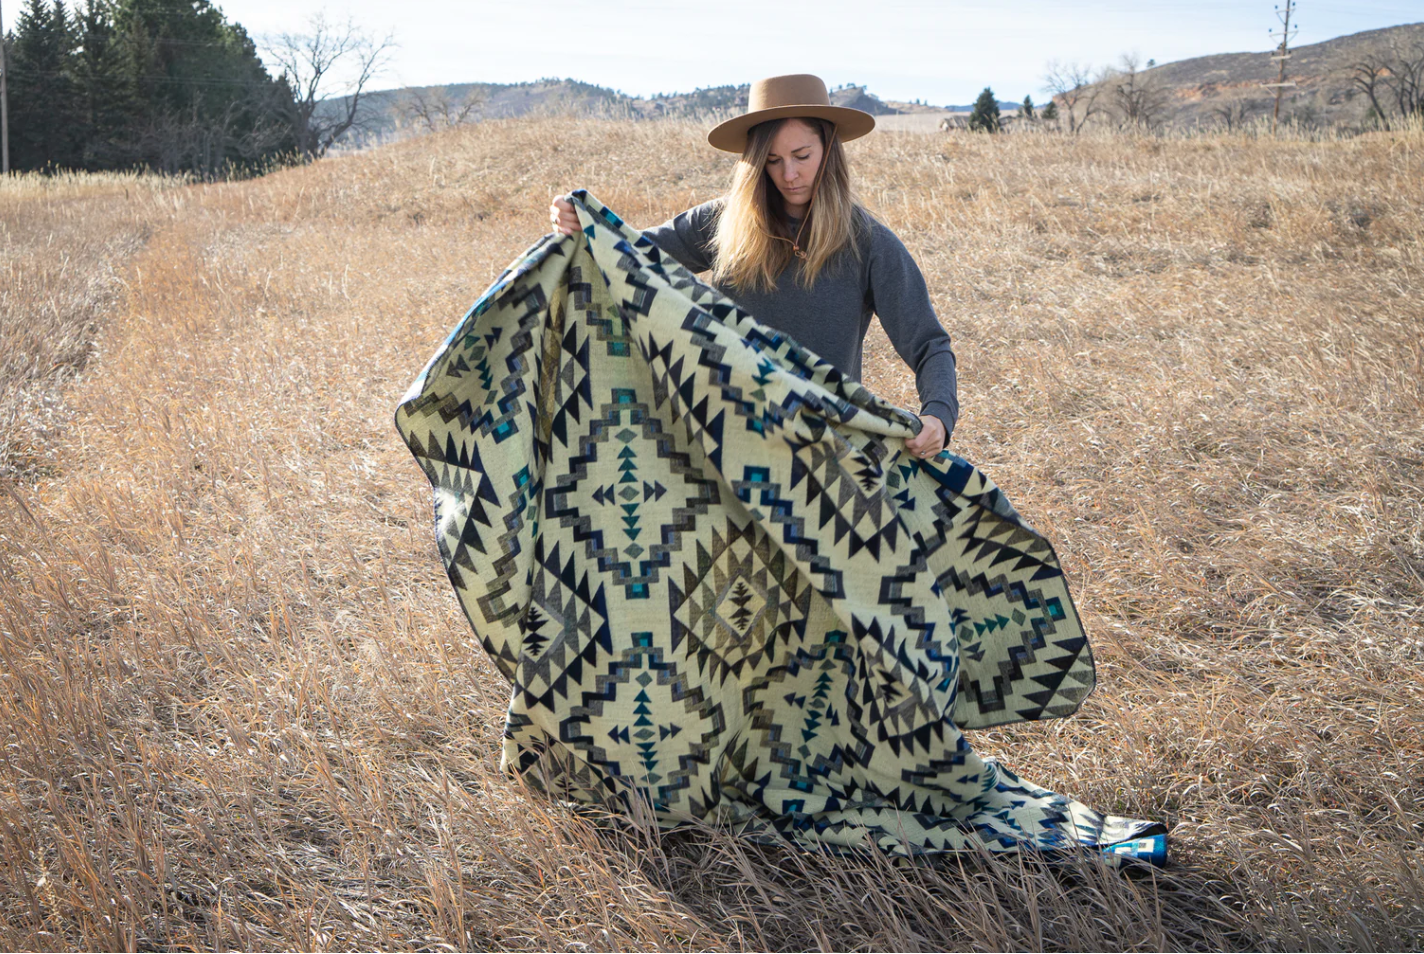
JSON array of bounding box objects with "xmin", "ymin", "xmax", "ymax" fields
[{"xmin": 395, "ymin": 191, "xmax": 1165, "ymax": 861}]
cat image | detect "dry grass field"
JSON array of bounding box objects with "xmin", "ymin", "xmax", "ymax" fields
[{"xmin": 1, "ymin": 117, "xmax": 1422, "ymax": 951}]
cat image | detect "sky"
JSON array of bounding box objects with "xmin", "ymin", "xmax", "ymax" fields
[{"xmin": 12, "ymin": 0, "xmax": 1423, "ymax": 105}]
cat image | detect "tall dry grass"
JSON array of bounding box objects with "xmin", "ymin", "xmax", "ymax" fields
[
  {"xmin": 0, "ymin": 172, "xmax": 181, "ymax": 480},
  {"xmin": 0, "ymin": 117, "xmax": 1421, "ymax": 951}
]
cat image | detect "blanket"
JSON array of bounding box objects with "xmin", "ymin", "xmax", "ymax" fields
[{"xmin": 394, "ymin": 191, "xmax": 1165, "ymax": 860}]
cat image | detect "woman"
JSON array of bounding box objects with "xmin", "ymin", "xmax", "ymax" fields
[
  {"xmin": 549, "ymin": 73, "xmax": 955, "ymax": 462},
  {"xmin": 392, "ymin": 71, "xmax": 1169, "ymax": 863},
  {"xmin": 485, "ymin": 75, "xmax": 1162, "ymax": 862}
]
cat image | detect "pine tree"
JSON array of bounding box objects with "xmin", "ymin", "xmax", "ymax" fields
[
  {"xmin": 4, "ymin": 0, "xmax": 294, "ymax": 174},
  {"xmin": 71, "ymin": 0, "xmax": 135, "ymax": 168},
  {"xmin": 112, "ymin": 0, "xmax": 293, "ymax": 175},
  {"xmin": 1041, "ymin": 100, "xmax": 1060, "ymax": 122},
  {"xmin": 8, "ymin": 0, "xmax": 82, "ymax": 170},
  {"xmin": 1019, "ymin": 95, "xmax": 1035, "ymax": 120},
  {"xmin": 968, "ymin": 86, "xmax": 1001, "ymax": 133}
]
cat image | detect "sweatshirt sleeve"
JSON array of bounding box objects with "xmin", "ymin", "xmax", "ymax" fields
[
  {"xmin": 642, "ymin": 200, "xmax": 720, "ymax": 274},
  {"xmin": 865, "ymin": 222, "xmax": 960, "ymax": 443}
]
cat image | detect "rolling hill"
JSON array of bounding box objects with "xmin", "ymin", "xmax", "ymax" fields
[
  {"xmin": 1132, "ymin": 21, "xmax": 1424, "ymax": 127},
  {"xmin": 324, "ymin": 80, "xmax": 905, "ymax": 147},
  {"xmin": 322, "ymin": 21, "xmax": 1424, "ymax": 146}
]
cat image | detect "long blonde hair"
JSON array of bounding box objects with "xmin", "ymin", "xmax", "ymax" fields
[{"xmin": 712, "ymin": 117, "xmax": 865, "ymax": 292}]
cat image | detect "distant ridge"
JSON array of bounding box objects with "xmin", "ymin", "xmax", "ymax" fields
[
  {"xmin": 325, "ymin": 81, "xmax": 905, "ymax": 147},
  {"xmin": 324, "ymin": 21, "xmax": 1424, "ymax": 146},
  {"xmin": 1125, "ymin": 21, "xmax": 1424, "ymax": 126},
  {"xmin": 640, "ymin": 83, "xmax": 902, "ymax": 117}
]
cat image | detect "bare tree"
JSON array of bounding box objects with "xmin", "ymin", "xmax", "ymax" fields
[
  {"xmin": 1042, "ymin": 60, "xmax": 1105, "ymax": 135},
  {"xmin": 140, "ymin": 86, "xmax": 293, "ymax": 178},
  {"xmin": 265, "ymin": 14, "xmax": 394, "ymax": 160},
  {"xmin": 1353, "ymin": 58, "xmax": 1393, "ymax": 130},
  {"xmin": 1108, "ymin": 53, "xmax": 1172, "ymax": 130},
  {"xmin": 1383, "ymin": 39, "xmax": 1424, "ymax": 119},
  {"xmin": 1352, "ymin": 40, "xmax": 1424, "ymax": 130},
  {"xmin": 401, "ymin": 85, "xmax": 486, "ymax": 133},
  {"xmin": 1212, "ymin": 99, "xmax": 1256, "ymax": 132}
]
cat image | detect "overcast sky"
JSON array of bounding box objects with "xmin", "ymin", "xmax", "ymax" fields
[{"xmin": 20, "ymin": 1, "xmax": 1424, "ymax": 105}]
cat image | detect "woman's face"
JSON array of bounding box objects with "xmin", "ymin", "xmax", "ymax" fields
[{"xmin": 765, "ymin": 119, "xmax": 824, "ymax": 216}]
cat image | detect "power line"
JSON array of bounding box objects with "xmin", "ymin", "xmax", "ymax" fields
[
  {"xmin": 1263, "ymin": 0, "xmax": 1299, "ymax": 135},
  {"xmin": 6, "ymin": 66, "xmax": 285, "ymax": 89},
  {"xmin": 71, "ymin": 35, "xmax": 263, "ymax": 48}
]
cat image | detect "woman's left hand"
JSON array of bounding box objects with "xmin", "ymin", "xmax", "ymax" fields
[{"xmin": 905, "ymin": 414, "xmax": 947, "ymax": 460}]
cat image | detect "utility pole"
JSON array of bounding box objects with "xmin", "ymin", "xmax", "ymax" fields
[
  {"xmin": 1, "ymin": 0, "xmax": 10, "ymax": 174},
  {"xmin": 1264, "ymin": 1, "xmax": 1298, "ymax": 136}
]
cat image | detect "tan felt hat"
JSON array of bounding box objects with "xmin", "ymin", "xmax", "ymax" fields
[{"xmin": 707, "ymin": 73, "xmax": 877, "ymax": 153}]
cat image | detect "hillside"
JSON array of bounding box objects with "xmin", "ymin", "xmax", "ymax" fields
[
  {"xmin": 1140, "ymin": 21, "xmax": 1424, "ymax": 127},
  {"xmin": 643, "ymin": 81, "xmax": 902, "ymax": 117},
  {"xmin": 326, "ymin": 79, "xmax": 903, "ymax": 146},
  {"xmin": 323, "ymin": 78, "xmax": 634, "ymax": 145},
  {"xmin": 320, "ymin": 22, "xmax": 1424, "ymax": 147}
]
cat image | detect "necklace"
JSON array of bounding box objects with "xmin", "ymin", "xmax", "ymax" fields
[{"xmin": 789, "ymin": 215, "xmax": 811, "ymax": 260}]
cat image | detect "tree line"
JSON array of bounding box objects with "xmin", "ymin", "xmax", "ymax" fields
[
  {"xmin": 1031, "ymin": 42, "xmax": 1424, "ymax": 137},
  {"xmin": 2, "ymin": 0, "xmax": 389, "ymax": 175},
  {"xmin": 953, "ymin": 55, "xmax": 1168, "ymax": 135},
  {"xmin": 959, "ymin": 38, "xmax": 1423, "ymax": 137}
]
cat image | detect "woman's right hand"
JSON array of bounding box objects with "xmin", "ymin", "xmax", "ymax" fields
[{"xmin": 549, "ymin": 196, "xmax": 579, "ymax": 236}]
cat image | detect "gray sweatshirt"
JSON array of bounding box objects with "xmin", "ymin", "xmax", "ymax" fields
[{"xmin": 643, "ymin": 200, "xmax": 959, "ymax": 439}]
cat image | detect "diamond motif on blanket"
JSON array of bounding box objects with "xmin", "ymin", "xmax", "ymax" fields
[{"xmin": 393, "ymin": 190, "xmax": 1164, "ymax": 860}]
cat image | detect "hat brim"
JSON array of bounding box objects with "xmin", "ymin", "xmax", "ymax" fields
[{"xmin": 707, "ymin": 105, "xmax": 876, "ymax": 153}]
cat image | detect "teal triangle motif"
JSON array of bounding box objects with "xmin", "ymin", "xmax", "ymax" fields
[{"xmin": 393, "ymin": 191, "xmax": 1138, "ymax": 859}]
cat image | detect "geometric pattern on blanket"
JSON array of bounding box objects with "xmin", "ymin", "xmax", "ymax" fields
[{"xmin": 394, "ymin": 190, "xmax": 1164, "ymax": 857}]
